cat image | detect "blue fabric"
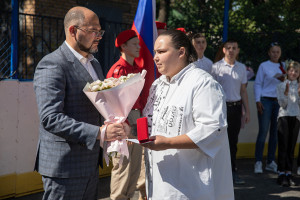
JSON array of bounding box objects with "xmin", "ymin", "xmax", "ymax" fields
[
  {"xmin": 255, "ymin": 97, "xmax": 279, "ymax": 163},
  {"xmin": 133, "ymin": 0, "xmax": 155, "ymax": 56}
]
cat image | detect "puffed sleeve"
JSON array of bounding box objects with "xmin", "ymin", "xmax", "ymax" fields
[{"xmin": 186, "ymin": 76, "xmax": 228, "ymax": 158}]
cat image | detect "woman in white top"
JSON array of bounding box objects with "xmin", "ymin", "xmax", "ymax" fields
[
  {"xmin": 141, "ymin": 30, "xmax": 234, "ymax": 200},
  {"xmin": 276, "ymin": 61, "xmax": 300, "ymax": 187},
  {"xmin": 254, "ymin": 42, "xmax": 285, "ymax": 174}
]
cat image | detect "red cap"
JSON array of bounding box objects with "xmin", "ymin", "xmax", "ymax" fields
[
  {"xmin": 155, "ymin": 21, "xmax": 167, "ymax": 30},
  {"xmin": 115, "ymin": 30, "xmax": 137, "ymax": 47},
  {"xmin": 176, "ymin": 27, "xmax": 186, "ymax": 33}
]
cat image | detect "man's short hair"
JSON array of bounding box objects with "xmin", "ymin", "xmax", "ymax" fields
[
  {"xmin": 192, "ymin": 33, "xmax": 205, "ymax": 40},
  {"xmin": 224, "ymin": 39, "xmax": 238, "ymax": 46},
  {"xmin": 64, "ymin": 9, "xmax": 85, "ymax": 30}
]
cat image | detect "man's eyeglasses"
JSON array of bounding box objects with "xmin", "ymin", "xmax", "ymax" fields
[{"xmin": 74, "ymin": 26, "xmax": 105, "ymax": 37}]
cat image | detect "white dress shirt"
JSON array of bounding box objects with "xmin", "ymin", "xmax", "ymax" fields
[
  {"xmin": 211, "ymin": 58, "xmax": 247, "ymax": 102},
  {"xmin": 193, "ymin": 56, "xmax": 213, "ymax": 74},
  {"xmin": 143, "ymin": 63, "xmax": 234, "ymax": 200},
  {"xmin": 65, "ymin": 41, "xmax": 99, "ymax": 81},
  {"xmin": 277, "ymin": 79, "xmax": 300, "ymax": 120},
  {"xmin": 254, "ymin": 60, "xmax": 285, "ymax": 102}
]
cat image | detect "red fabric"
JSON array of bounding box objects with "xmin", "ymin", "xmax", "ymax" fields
[
  {"xmin": 132, "ymin": 24, "xmax": 157, "ymax": 110},
  {"xmin": 155, "ymin": 21, "xmax": 167, "ymax": 30},
  {"xmin": 176, "ymin": 27, "xmax": 186, "ymax": 33},
  {"xmin": 106, "ymin": 57, "xmax": 142, "ymax": 110},
  {"xmin": 115, "ymin": 30, "xmax": 137, "ymax": 47},
  {"xmin": 279, "ymin": 65, "xmax": 286, "ymax": 74}
]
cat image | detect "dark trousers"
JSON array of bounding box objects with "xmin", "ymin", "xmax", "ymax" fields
[
  {"xmin": 42, "ymin": 169, "xmax": 99, "ymax": 200},
  {"xmin": 277, "ymin": 116, "xmax": 300, "ymax": 172},
  {"xmin": 298, "ymin": 142, "xmax": 300, "ymax": 167},
  {"xmin": 226, "ymin": 103, "xmax": 242, "ymax": 171}
]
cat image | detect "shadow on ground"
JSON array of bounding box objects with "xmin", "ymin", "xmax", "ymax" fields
[{"xmin": 8, "ymin": 158, "xmax": 300, "ymax": 200}]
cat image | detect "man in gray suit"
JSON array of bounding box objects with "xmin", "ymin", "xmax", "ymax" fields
[{"xmin": 33, "ymin": 6, "xmax": 130, "ymax": 200}]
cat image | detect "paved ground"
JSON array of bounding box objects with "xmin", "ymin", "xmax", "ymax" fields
[{"xmin": 7, "ymin": 158, "xmax": 300, "ymax": 200}]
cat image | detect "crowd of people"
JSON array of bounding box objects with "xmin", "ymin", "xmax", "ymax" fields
[{"xmin": 32, "ymin": 6, "xmax": 300, "ymax": 200}]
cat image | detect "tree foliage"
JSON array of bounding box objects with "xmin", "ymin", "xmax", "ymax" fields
[{"xmin": 158, "ymin": 0, "xmax": 300, "ymax": 72}]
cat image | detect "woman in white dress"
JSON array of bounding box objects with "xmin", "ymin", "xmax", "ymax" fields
[{"xmin": 141, "ymin": 30, "xmax": 234, "ymax": 200}]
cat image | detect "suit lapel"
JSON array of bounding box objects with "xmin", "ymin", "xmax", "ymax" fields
[
  {"xmin": 60, "ymin": 43, "xmax": 94, "ymax": 83},
  {"xmin": 91, "ymin": 60, "xmax": 105, "ymax": 81}
]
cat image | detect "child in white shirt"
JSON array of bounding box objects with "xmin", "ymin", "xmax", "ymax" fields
[{"xmin": 276, "ymin": 61, "xmax": 300, "ymax": 187}]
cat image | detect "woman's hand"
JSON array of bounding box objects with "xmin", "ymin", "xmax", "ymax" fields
[
  {"xmin": 256, "ymin": 102, "xmax": 264, "ymax": 115},
  {"xmin": 276, "ymin": 75, "xmax": 285, "ymax": 82},
  {"xmin": 140, "ymin": 135, "xmax": 170, "ymax": 151}
]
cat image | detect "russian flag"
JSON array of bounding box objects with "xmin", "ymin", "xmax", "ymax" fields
[{"xmin": 132, "ymin": 0, "xmax": 158, "ymax": 109}]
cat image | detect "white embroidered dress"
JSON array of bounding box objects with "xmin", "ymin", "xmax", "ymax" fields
[{"xmin": 143, "ymin": 63, "xmax": 234, "ymax": 200}]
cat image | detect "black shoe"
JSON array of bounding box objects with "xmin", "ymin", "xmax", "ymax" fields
[
  {"xmin": 286, "ymin": 174, "xmax": 296, "ymax": 186},
  {"xmin": 277, "ymin": 174, "xmax": 289, "ymax": 186},
  {"xmin": 277, "ymin": 174, "xmax": 285, "ymax": 185},
  {"xmin": 233, "ymin": 172, "xmax": 245, "ymax": 185}
]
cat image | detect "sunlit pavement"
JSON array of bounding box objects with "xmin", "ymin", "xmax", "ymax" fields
[{"xmin": 8, "ymin": 158, "xmax": 300, "ymax": 200}]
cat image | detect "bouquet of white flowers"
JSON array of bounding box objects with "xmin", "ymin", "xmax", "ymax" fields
[{"xmin": 83, "ymin": 70, "xmax": 146, "ymax": 166}]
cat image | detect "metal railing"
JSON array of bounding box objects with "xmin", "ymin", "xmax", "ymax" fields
[
  {"xmin": 0, "ymin": 12, "xmax": 132, "ymax": 80},
  {"xmin": 18, "ymin": 13, "xmax": 65, "ymax": 79},
  {"xmin": 0, "ymin": 11, "xmax": 11, "ymax": 80}
]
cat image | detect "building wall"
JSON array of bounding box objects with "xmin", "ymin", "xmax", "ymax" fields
[{"xmin": 21, "ymin": 0, "xmax": 139, "ymax": 24}]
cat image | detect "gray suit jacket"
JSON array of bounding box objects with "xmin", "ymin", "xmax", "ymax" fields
[{"xmin": 33, "ymin": 42, "xmax": 104, "ymax": 178}]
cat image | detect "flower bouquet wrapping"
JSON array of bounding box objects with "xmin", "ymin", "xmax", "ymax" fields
[{"xmin": 83, "ymin": 70, "xmax": 147, "ymax": 166}]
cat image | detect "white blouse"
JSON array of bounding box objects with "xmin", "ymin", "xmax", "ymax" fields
[
  {"xmin": 143, "ymin": 63, "xmax": 234, "ymax": 200},
  {"xmin": 254, "ymin": 60, "xmax": 285, "ymax": 102},
  {"xmin": 277, "ymin": 79, "xmax": 300, "ymax": 120}
]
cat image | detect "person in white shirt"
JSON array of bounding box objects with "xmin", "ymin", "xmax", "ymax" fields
[
  {"xmin": 191, "ymin": 33, "xmax": 213, "ymax": 74},
  {"xmin": 211, "ymin": 39, "xmax": 250, "ymax": 185},
  {"xmin": 276, "ymin": 61, "xmax": 300, "ymax": 187},
  {"xmin": 254, "ymin": 42, "xmax": 285, "ymax": 174},
  {"xmin": 141, "ymin": 29, "xmax": 234, "ymax": 200}
]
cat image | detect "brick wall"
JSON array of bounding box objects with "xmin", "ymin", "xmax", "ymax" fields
[{"xmin": 22, "ymin": 0, "xmax": 139, "ymax": 23}]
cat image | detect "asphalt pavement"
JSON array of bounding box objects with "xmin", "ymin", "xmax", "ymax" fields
[{"xmin": 7, "ymin": 158, "xmax": 300, "ymax": 200}]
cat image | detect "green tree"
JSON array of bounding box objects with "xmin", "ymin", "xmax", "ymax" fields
[{"xmin": 158, "ymin": 0, "xmax": 300, "ymax": 71}]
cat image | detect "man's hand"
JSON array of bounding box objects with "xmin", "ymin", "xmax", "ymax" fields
[
  {"xmin": 244, "ymin": 111, "xmax": 250, "ymax": 124},
  {"xmin": 98, "ymin": 123, "xmax": 127, "ymax": 141},
  {"xmin": 256, "ymin": 102, "xmax": 264, "ymax": 115},
  {"xmin": 122, "ymin": 122, "xmax": 131, "ymax": 137}
]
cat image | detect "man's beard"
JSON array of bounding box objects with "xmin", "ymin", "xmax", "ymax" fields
[{"xmin": 75, "ymin": 36, "xmax": 98, "ymax": 54}]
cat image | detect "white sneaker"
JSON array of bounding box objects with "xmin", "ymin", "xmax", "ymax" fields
[
  {"xmin": 254, "ymin": 161, "xmax": 263, "ymax": 173},
  {"xmin": 265, "ymin": 161, "xmax": 277, "ymax": 173},
  {"xmin": 297, "ymin": 167, "xmax": 300, "ymax": 176}
]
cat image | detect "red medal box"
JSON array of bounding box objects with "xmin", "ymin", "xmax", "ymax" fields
[{"xmin": 136, "ymin": 117, "xmax": 154, "ymax": 143}]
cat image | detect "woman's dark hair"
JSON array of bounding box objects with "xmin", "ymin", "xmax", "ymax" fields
[
  {"xmin": 159, "ymin": 29, "xmax": 198, "ymax": 64},
  {"xmin": 269, "ymin": 42, "xmax": 281, "ymax": 51}
]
